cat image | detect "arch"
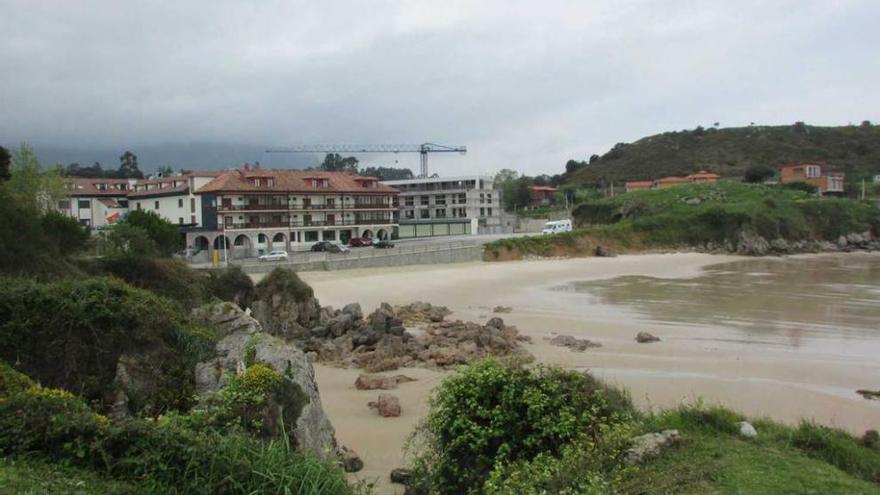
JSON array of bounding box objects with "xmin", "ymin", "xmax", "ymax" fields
[
  {"xmin": 377, "ymin": 229, "xmax": 388, "ymax": 240},
  {"xmin": 193, "ymin": 235, "xmax": 210, "ymax": 252},
  {"xmin": 213, "ymin": 235, "xmax": 231, "ymax": 250},
  {"xmin": 361, "ymin": 229, "xmax": 374, "ymax": 239},
  {"xmin": 257, "ymin": 233, "xmax": 268, "ymax": 244},
  {"xmin": 272, "ymin": 232, "xmax": 286, "ymax": 244},
  {"xmin": 233, "ymin": 234, "xmax": 251, "ymax": 247}
]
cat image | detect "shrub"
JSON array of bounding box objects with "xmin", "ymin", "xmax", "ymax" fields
[
  {"xmin": 783, "ymin": 181, "xmax": 819, "ymax": 194},
  {"xmin": 205, "ymin": 265, "xmax": 256, "ymax": 308},
  {"xmin": 0, "ymin": 277, "xmax": 215, "ymax": 413},
  {"xmin": 40, "ymin": 210, "xmax": 90, "ymax": 254},
  {"xmin": 0, "ymin": 360, "xmax": 33, "ymax": 396},
  {"xmin": 118, "ymin": 210, "xmax": 182, "ymax": 257},
  {"xmin": 256, "ymin": 268, "xmax": 314, "ymax": 303},
  {"xmin": 792, "ymin": 422, "xmax": 880, "ymax": 483},
  {"xmin": 408, "ymin": 360, "xmax": 633, "ymax": 494},
  {"xmin": 88, "ymin": 256, "xmax": 209, "ymax": 309},
  {"xmin": 743, "ymin": 164, "xmax": 776, "ymax": 183},
  {"xmin": 573, "ymin": 202, "xmax": 620, "ymax": 225}
]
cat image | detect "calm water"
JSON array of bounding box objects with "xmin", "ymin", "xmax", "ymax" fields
[{"xmin": 554, "ymin": 253, "xmax": 880, "ymax": 351}]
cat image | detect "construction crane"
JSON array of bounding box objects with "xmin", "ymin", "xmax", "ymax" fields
[{"xmin": 265, "ymin": 143, "xmax": 467, "ymax": 178}]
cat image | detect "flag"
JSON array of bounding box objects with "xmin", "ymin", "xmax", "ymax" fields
[{"xmin": 105, "ymin": 211, "xmax": 121, "ymax": 224}]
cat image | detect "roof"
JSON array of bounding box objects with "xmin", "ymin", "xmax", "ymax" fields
[
  {"xmin": 382, "ymin": 175, "xmax": 493, "ymax": 186},
  {"xmin": 654, "ymin": 176, "xmax": 690, "ymax": 183},
  {"xmin": 63, "ymin": 178, "xmax": 132, "ymax": 197},
  {"xmin": 128, "ymin": 184, "xmax": 190, "ymax": 198},
  {"xmin": 195, "ymin": 170, "xmax": 400, "ymax": 195},
  {"xmin": 528, "ymin": 185, "xmax": 558, "ymax": 192},
  {"xmin": 686, "ymin": 170, "xmax": 721, "ymax": 180}
]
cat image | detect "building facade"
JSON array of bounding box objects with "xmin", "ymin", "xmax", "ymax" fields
[
  {"xmin": 382, "ymin": 176, "xmax": 507, "ymax": 237},
  {"xmin": 187, "ymin": 170, "xmax": 399, "ymax": 260},
  {"xmin": 624, "ymin": 170, "xmax": 721, "ymax": 192},
  {"xmin": 128, "ymin": 172, "xmax": 224, "ymax": 227},
  {"xmin": 779, "ymin": 162, "xmax": 844, "ymax": 194},
  {"xmin": 58, "ymin": 178, "xmax": 134, "ymax": 229},
  {"xmin": 528, "ymin": 185, "xmax": 558, "ymax": 206}
]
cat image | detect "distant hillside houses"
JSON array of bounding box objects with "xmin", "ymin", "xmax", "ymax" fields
[
  {"xmin": 624, "ymin": 170, "xmax": 720, "ymax": 192},
  {"xmin": 779, "ymin": 162, "xmax": 845, "ymax": 195}
]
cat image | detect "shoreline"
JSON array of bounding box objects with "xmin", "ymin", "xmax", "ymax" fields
[{"xmin": 289, "ymin": 252, "xmax": 880, "ymax": 494}]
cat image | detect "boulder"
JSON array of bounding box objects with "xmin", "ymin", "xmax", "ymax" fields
[
  {"xmin": 340, "ymin": 445, "xmax": 363, "ymax": 473},
  {"xmin": 624, "ymin": 430, "xmax": 681, "ymax": 465},
  {"xmin": 354, "ymin": 373, "xmax": 417, "ymax": 390},
  {"xmin": 838, "ymin": 235, "xmax": 849, "ymax": 248},
  {"xmin": 737, "ymin": 421, "xmax": 758, "ymax": 438},
  {"xmin": 769, "ymin": 238, "xmax": 790, "ymax": 254},
  {"xmin": 635, "ymin": 331, "xmax": 661, "ymax": 343},
  {"xmin": 736, "ymin": 229, "xmax": 770, "ymax": 256},
  {"xmin": 547, "ymin": 334, "xmax": 601, "ymax": 352},
  {"xmin": 194, "ymin": 303, "xmax": 338, "ymax": 460},
  {"xmin": 595, "ymin": 245, "xmax": 615, "ymax": 257},
  {"xmin": 390, "ymin": 468, "xmax": 413, "ymax": 485},
  {"xmin": 485, "ymin": 317, "xmax": 505, "ymax": 330},
  {"xmin": 341, "ymin": 302, "xmax": 363, "ymax": 320},
  {"xmin": 492, "ymin": 305, "xmax": 513, "ymax": 313},
  {"xmin": 368, "ymin": 393, "xmax": 401, "ymax": 417}
]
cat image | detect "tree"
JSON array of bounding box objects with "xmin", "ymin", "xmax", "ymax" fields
[
  {"xmin": 319, "ymin": 153, "xmax": 359, "ymax": 172},
  {"xmin": 0, "ymin": 145, "xmax": 10, "ymax": 181},
  {"xmin": 6, "ymin": 144, "xmax": 65, "ymax": 212},
  {"xmin": 359, "ymin": 166, "xmax": 414, "ymax": 180},
  {"xmin": 117, "ymin": 210, "xmax": 181, "ymax": 257},
  {"xmin": 156, "ymin": 165, "xmax": 174, "ymax": 177},
  {"xmin": 564, "ymin": 160, "xmax": 587, "ymax": 175},
  {"xmin": 41, "ymin": 210, "xmax": 90, "ymax": 254},
  {"xmin": 743, "ymin": 165, "xmax": 776, "ymax": 183},
  {"xmin": 589, "ymin": 154, "xmax": 600, "ymax": 164},
  {"xmin": 494, "ymin": 169, "xmax": 519, "ymax": 184},
  {"xmin": 118, "ymin": 151, "xmax": 143, "ymax": 178}
]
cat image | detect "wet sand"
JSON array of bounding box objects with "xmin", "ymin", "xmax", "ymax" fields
[{"xmin": 285, "ymin": 252, "xmax": 880, "ymax": 493}]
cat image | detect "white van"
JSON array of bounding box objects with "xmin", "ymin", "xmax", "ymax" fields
[{"xmin": 542, "ymin": 219, "xmax": 572, "ymax": 235}]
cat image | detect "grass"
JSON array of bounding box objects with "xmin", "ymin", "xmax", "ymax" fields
[
  {"xmin": 0, "ymin": 457, "xmax": 138, "ymax": 495},
  {"xmin": 486, "ymin": 182, "xmax": 880, "ymax": 259},
  {"xmin": 618, "ymin": 406, "xmax": 880, "ymax": 494}
]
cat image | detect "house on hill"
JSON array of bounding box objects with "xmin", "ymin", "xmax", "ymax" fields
[
  {"xmin": 528, "ymin": 185, "xmax": 558, "ymax": 206},
  {"xmin": 625, "ymin": 170, "xmax": 720, "ymax": 192},
  {"xmin": 779, "ymin": 162, "xmax": 844, "ymax": 195}
]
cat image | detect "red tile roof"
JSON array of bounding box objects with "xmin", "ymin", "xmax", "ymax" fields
[
  {"xmin": 128, "ymin": 184, "xmax": 190, "ymax": 198},
  {"xmin": 653, "ymin": 176, "xmax": 690, "ymax": 184},
  {"xmin": 528, "ymin": 185, "xmax": 558, "ymax": 192},
  {"xmin": 686, "ymin": 170, "xmax": 721, "ymax": 180},
  {"xmin": 63, "ymin": 178, "xmax": 132, "ymax": 197},
  {"xmin": 195, "ymin": 170, "xmax": 399, "ymax": 195}
]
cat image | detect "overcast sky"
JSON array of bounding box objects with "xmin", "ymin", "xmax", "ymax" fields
[{"xmin": 2, "ymin": 0, "xmax": 878, "ymax": 176}]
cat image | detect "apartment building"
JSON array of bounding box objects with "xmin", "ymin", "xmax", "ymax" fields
[
  {"xmin": 128, "ymin": 171, "xmax": 224, "ymax": 227},
  {"xmin": 58, "ymin": 178, "xmax": 134, "ymax": 229},
  {"xmin": 381, "ymin": 176, "xmax": 507, "ymax": 237},
  {"xmin": 187, "ymin": 170, "xmax": 399, "ymax": 260},
  {"xmin": 779, "ymin": 162, "xmax": 845, "ymax": 194}
]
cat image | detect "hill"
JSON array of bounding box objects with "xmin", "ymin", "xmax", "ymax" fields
[{"xmin": 566, "ymin": 122, "xmax": 880, "ymax": 186}]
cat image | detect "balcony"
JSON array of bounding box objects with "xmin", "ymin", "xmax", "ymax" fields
[
  {"xmin": 224, "ymin": 218, "xmax": 395, "ymax": 230},
  {"xmin": 219, "ymin": 203, "xmax": 287, "ymax": 211}
]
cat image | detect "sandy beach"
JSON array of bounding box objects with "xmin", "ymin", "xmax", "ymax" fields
[{"xmin": 284, "ymin": 253, "xmax": 880, "ymax": 493}]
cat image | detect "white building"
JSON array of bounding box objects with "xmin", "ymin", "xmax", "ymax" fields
[
  {"xmin": 58, "ymin": 178, "xmax": 134, "ymax": 229},
  {"xmin": 381, "ymin": 176, "xmax": 508, "ymax": 237}
]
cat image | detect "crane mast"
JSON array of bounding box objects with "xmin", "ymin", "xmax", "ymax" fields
[{"xmin": 265, "ymin": 143, "xmax": 467, "ymax": 178}]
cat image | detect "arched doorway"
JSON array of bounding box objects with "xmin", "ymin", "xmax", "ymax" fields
[
  {"xmin": 361, "ymin": 229, "xmax": 373, "ymax": 239},
  {"xmin": 213, "ymin": 235, "xmax": 231, "ymax": 250},
  {"xmin": 193, "ymin": 235, "xmax": 210, "ymax": 253},
  {"xmin": 377, "ymin": 229, "xmax": 388, "ymax": 240},
  {"xmin": 272, "ymin": 232, "xmax": 286, "ymax": 248},
  {"xmin": 233, "ymin": 234, "xmax": 252, "ymax": 259}
]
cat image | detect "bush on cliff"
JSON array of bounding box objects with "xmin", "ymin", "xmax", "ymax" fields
[
  {"xmin": 85, "ymin": 255, "xmax": 210, "ymax": 309},
  {"xmin": 407, "ymin": 359, "xmax": 634, "ymax": 494},
  {"xmin": 256, "ymin": 267, "xmax": 314, "ymax": 303},
  {"xmin": 205, "ymin": 264, "xmax": 256, "ymax": 309},
  {"xmin": 0, "ymin": 276, "xmax": 215, "ymax": 413},
  {"xmin": 0, "ymin": 366, "xmax": 354, "ymax": 495}
]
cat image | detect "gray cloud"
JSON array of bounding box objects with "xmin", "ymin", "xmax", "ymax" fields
[{"xmin": 2, "ymin": 0, "xmax": 878, "ymax": 175}]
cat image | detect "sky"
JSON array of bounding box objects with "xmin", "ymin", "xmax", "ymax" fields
[{"xmin": 2, "ymin": 0, "xmax": 878, "ymax": 176}]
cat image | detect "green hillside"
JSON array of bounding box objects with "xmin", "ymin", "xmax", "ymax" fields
[{"xmin": 566, "ymin": 122, "xmax": 880, "ymax": 186}]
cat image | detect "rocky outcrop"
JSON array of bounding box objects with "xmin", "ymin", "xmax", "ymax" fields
[
  {"xmin": 250, "ymin": 290, "xmax": 326, "ymax": 341},
  {"xmin": 546, "ymin": 334, "xmax": 602, "ymax": 352},
  {"xmin": 354, "ymin": 373, "xmax": 417, "ymax": 390},
  {"xmin": 736, "ymin": 229, "xmax": 770, "ymax": 256},
  {"xmin": 368, "ymin": 393, "xmax": 401, "ymax": 417},
  {"xmin": 395, "ymin": 301, "xmax": 451, "ymax": 324},
  {"xmin": 635, "ymin": 331, "xmax": 661, "ymax": 343},
  {"xmin": 624, "ymin": 429, "xmax": 681, "ymax": 465},
  {"xmin": 697, "ymin": 229, "xmax": 880, "ymax": 256},
  {"xmin": 737, "ymin": 421, "xmax": 758, "ymax": 438},
  {"xmin": 857, "ymin": 389, "xmax": 880, "ymax": 400},
  {"xmin": 193, "ymin": 302, "xmax": 338, "ymax": 460},
  {"xmin": 492, "ymin": 305, "xmax": 513, "ymax": 313},
  {"xmin": 390, "ymin": 468, "xmax": 413, "ymax": 485},
  {"xmin": 340, "ymin": 445, "xmax": 363, "ymax": 472}
]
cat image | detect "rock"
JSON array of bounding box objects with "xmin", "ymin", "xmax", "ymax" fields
[
  {"xmin": 624, "ymin": 430, "xmax": 681, "ymax": 465},
  {"xmin": 685, "ymin": 197, "xmax": 701, "ymax": 205},
  {"xmin": 838, "ymin": 235, "xmax": 848, "ymax": 248},
  {"xmin": 485, "ymin": 317, "xmax": 505, "ymax": 330},
  {"xmin": 736, "ymin": 229, "xmax": 770, "ymax": 256},
  {"xmin": 390, "ymin": 468, "xmax": 413, "ymax": 485},
  {"xmin": 737, "ymin": 421, "xmax": 758, "ymax": 438},
  {"xmin": 595, "ymin": 245, "xmax": 615, "ymax": 257},
  {"xmin": 354, "ymin": 373, "xmax": 417, "ymax": 390},
  {"xmin": 395, "ymin": 301, "xmax": 452, "ymax": 324},
  {"xmin": 341, "ymin": 303, "xmax": 363, "ymax": 320},
  {"xmin": 856, "ymin": 389, "xmax": 880, "ymax": 400},
  {"xmin": 769, "ymin": 238, "xmax": 790, "ymax": 254},
  {"xmin": 547, "ymin": 334, "xmax": 601, "ymax": 352},
  {"xmin": 340, "ymin": 445, "xmax": 363, "ymax": 473},
  {"xmin": 368, "ymin": 393, "xmax": 401, "ymax": 417},
  {"xmin": 635, "ymin": 331, "xmax": 661, "ymax": 343},
  {"xmin": 492, "ymin": 305, "xmax": 513, "ymax": 313},
  {"xmin": 193, "ymin": 302, "xmax": 338, "ymax": 460},
  {"xmin": 846, "ymin": 233, "xmax": 864, "ymax": 246}
]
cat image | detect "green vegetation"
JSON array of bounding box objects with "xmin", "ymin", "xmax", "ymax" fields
[
  {"xmin": 256, "ymin": 267, "xmax": 315, "ymax": 303},
  {"xmin": 486, "ymin": 182, "xmax": 880, "ymax": 259},
  {"xmin": 0, "ymin": 457, "xmax": 138, "ymax": 495},
  {"xmin": 406, "ymin": 361, "xmax": 880, "ymax": 495},
  {"xmin": 100, "ymin": 209, "xmax": 182, "ymax": 257},
  {"xmin": 0, "ymin": 369, "xmax": 354, "ymax": 495},
  {"xmin": 0, "ymin": 276, "xmax": 215, "ymax": 413},
  {"xmin": 566, "ymin": 123, "xmax": 880, "ymax": 190},
  {"xmin": 407, "ymin": 359, "xmax": 635, "ymax": 494}
]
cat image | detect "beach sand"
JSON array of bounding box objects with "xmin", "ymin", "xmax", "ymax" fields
[{"xmin": 277, "ymin": 253, "xmax": 880, "ymax": 494}]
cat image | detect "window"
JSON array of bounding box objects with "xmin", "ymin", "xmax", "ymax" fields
[
  {"xmin": 154, "ymin": 201, "xmax": 159, "ymax": 209},
  {"xmin": 137, "ymin": 202, "xmax": 142, "ymax": 210},
  {"xmin": 178, "ymin": 217, "xmax": 183, "ymax": 224},
  {"xmin": 435, "ymin": 208, "xmax": 446, "ymax": 218},
  {"xmin": 480, "ymin": 193, "xmax": 485, "ymax": 203},
  {"xmin": 191, "ymin": 198, "xmax": 196, "ymax": 212},
  {"xmin": 405, "ymin": 210, "xmax": 415, "ymax": 219},
  {"xmin": 178, "ymin": 198, "xmax": 183, "ymax": 208},
  {"xmin": 118, "ymin": 200, "xmax": 128, "ymax": 208},
  {"xmin": 420, "ymin": 209, "xmax": 430, "ymax": 219},
  {"xmin": 78, "ymin": 199, "xmax": 90, "ymax": 209},
  {"xmin": 405, "ymin": 196, "xmax": 414, "ymax": 206},
  {"xmin": 480, "ymin": 208, "xmax": 485, "ymax": 216},
  {"xmin": 322, "ymin": 230, "xmax": 336, "ymax": 241},
  {"xmin": 487, "ymin": 208, "xmax": 493, "ymax": 216},
  {"xmin": 305, "ymin": 231, "xmax": 319, "ymax": 242},
  {"xmin": 191, "ymin": 215, "xmax": 196, "ymax": 224},
  {"xmin": 420, "ymin": 196, "xmax": 429, "ymax": 206},
  {"xmin": 58, "ymin": 200, "xmax": 71, "ymax": 209}
]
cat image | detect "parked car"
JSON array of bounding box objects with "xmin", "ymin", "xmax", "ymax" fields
[
  {"xmin": 542, "ymin": 219, "xmax": 572, "ymax": 235},
  {"xmin": 259, "ymin": 250, "xmax": 289, "ymax": 262},
  {"xmin": 311, "ymin": 241, "xmax": 350, "ymax": 254},
  {"xmin": 349, "ymin": 237, "xmax": 373, "ymax": 247},
  {"xmin": 373, "ymin": 240, "xmax": 395, "ymax": 249}
]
